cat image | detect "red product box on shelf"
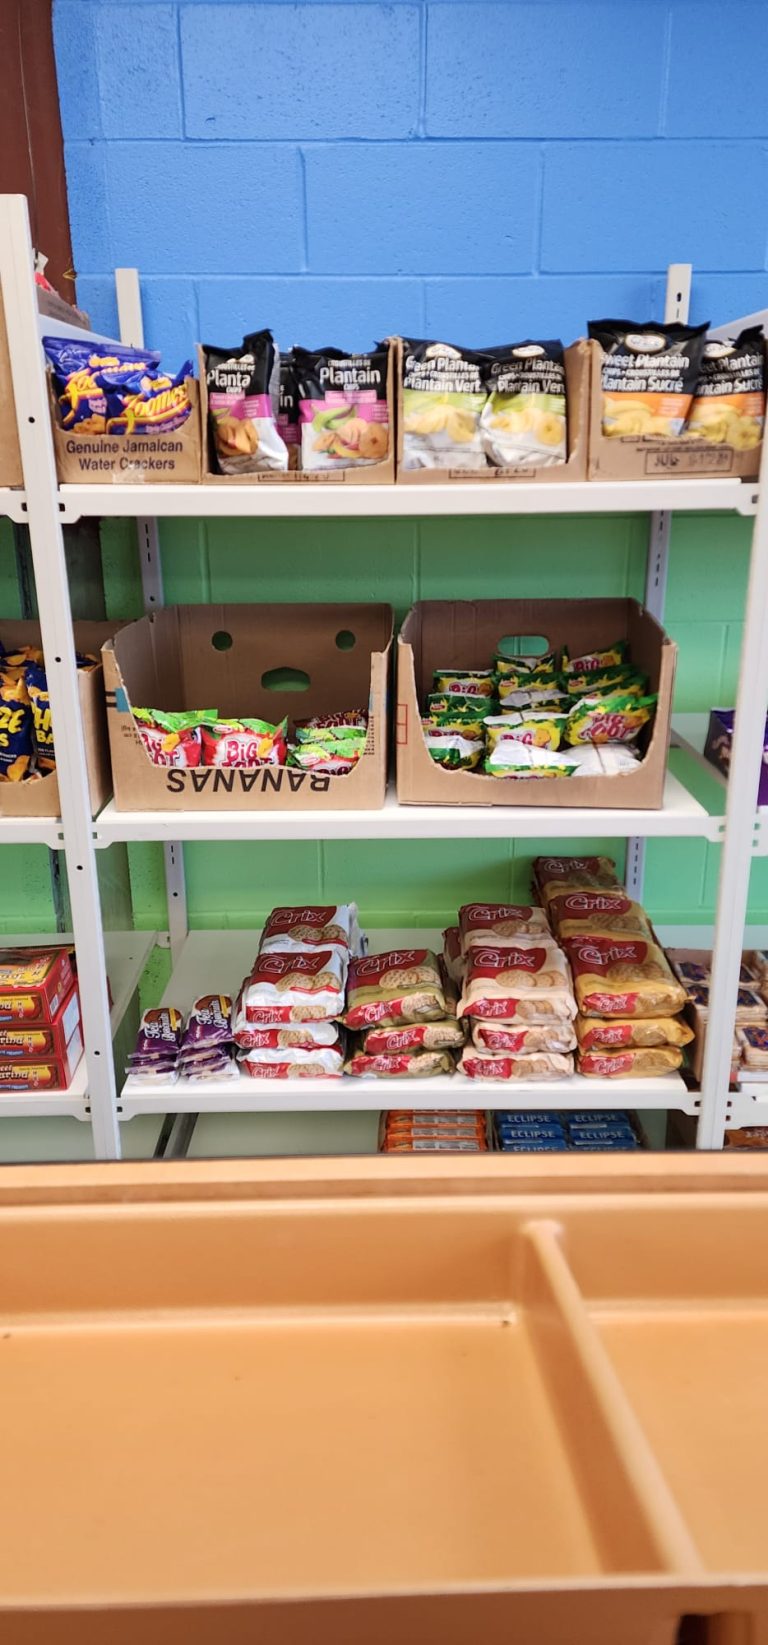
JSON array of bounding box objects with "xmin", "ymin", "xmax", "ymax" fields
[
  {"xmin": 0, "ymin": 984, "xmax": 81, "ymax": 1061},
  {"xmin": 0, "ymin": 947, "xmax": 76, "ymax": 1025},
  {"xmin": 0, "ymin": 1019, "xmax": 83, "ymax": 1092}
]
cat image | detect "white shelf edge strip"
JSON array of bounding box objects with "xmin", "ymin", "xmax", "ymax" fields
[
  {"xmin": 57, "ymin": 477, "xmax": 759, "ymax": 522},
  {"xmin": 0, "ymin": 814, "xmax": 63, "ymax": 847},
  {"xmin": 94, "ymin": 769, "xmax": 720, "ymax": 846},
  {"xmin": 117, "ymin": 929, "xmax": 698, "ymax": 1119}
]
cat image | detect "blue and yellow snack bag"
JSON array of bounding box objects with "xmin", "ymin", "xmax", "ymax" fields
[
  {"xmin": 25, "ymin": 662, "xmax": 54, "ymax": 773},
  {"xmin": 0, "ymin": 670, "xmax": 34, "ymax": 781}
]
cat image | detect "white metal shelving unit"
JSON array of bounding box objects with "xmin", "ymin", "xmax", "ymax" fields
[{"xmin": 3, "ymin": 192, "xmax": 768, "ymax": 1155}]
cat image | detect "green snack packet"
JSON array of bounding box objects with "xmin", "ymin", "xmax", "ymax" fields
[
  {"xmin": 433, "ymin": 668, "xmax": 496, "ymax": 697},
  {"xmin": 134, "ymin": 708, "xmax": 216, "ymax": 732},
  {"xmin": 494, "ymin": 648, "xmax": 558, "ymax": 683},
  {"xmin": 427, "ymin": 692, "xmax": 497, "ymax": 717},
  {"xmin": 565, "ymin": 692, "xmax": 658, "ymax": 746},
  {"xmin": 294, "ymin": 725, "xmax": 368, "ymax": 746},
  {"xmin": 424, "ymin": 731, "xmax": 484, "ymax": 770},
  {"xmin": 565, "ymin": 668, "xmax": 647, "ymax": 698}
]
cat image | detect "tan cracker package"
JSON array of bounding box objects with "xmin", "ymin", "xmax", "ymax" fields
[
  {"xmin": 564, "ymin": 935, "xmax": 686, "ymax": 1019},
  {"xmin": 575, "ymin": 1015, "xmax": 693, "ymax": 1051},
  {"xmin": 344, "ymin": 949, "xmax": 446, "ymax": 1030},
  {"xmin": 459, "ymin": 902, "xmax": 551, "ymax": 954},
  {"xmin": 458, "ymin": 941, "xmax": 576, "ymax": 1024},
  {"xmin": 534, "ymin": 854, "xmax": 620, "ymax": 907},
  {"xmin": 548, "ymin": 889, "xmax": 651, "ymax": 940},
  {"xmin": 578, "ymin": 1046, "xmax": 683, "ymax": 1078}
]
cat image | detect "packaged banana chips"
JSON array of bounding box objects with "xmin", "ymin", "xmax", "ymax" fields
[
  {"xmin": 589, "ymin": 319, "xmax": 708, "ymax": 439},
  {"xmin": 293, "ymin": 346, "xmax": 390, "ymax": 470},
  {"xmin": 686, "ymin": 327, "xmax": 766, "ymax": 450},
  {"xmin": 481, "ymin": 341, "xmax": 567, "ymax": 468},
  {"xmin": 401, "ymin": 339, "xmax": 488, "ymax": 469}
]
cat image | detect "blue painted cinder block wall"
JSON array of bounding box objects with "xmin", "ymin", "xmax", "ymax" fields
[{"xmin": 53, "ymin": 0, "xmax": 768, "ymax": 364}]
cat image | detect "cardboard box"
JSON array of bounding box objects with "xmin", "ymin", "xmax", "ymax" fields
[
  {"xmin": 0, "ymin": 945, "xmax": 75, "ymax": 1025},
  {"xmin": 396, "ymin": 597, "xmax": 676, "ymax": 809},
  {"xmin": 103, "ymin": 603, "xmax": 393, "ymax": 812},
  {"xmin": 395, "ymin": 339, "xmax": 589, "ymax": 484},
  {"xmin": 0, "ymin": 620, "xmax": 116, "ymax": 820},
  {"xmin": 705, "ymin": 708, "xmax": 768, "ymax": 807},
  {"xmin": 0, "ymin": 982, "xmax": 81, "ymax": 1061},
  {"xmin": 587, "ymin": 338, "xmax": 762, "ymax": 482},
  {"xmin": 198, "ymin": 341, "xmax": 396, "ymax": 485},
  {"xmin": 48, "ymin": 374, "xmax": 202, "ymax": 484},
  {"xmin": 0, "ymin": 289, "xmax": 23, "ymax": 487},
  {"xmin": 0, "ymin": 1020, "xmax": 83, "ymax": 1091}
]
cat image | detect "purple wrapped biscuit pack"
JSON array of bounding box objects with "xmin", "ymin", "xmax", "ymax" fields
[
  {"xmin": 133, "ymin": 1006, "xmax": 183, "ymax": 1057},
  {"xmin": 180, "ymin": 994, "xmax": 233, "ymax": 1050}
]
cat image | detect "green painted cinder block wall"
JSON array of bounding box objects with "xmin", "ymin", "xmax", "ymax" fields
[{"xmin": 1, "ymin": 509, "xmax": 765, "ymax": 934}]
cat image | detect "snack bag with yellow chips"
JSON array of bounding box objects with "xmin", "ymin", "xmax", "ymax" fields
[
  {"xmin": 481, "ymin": 340, "xmax": 567, "ymax": 468},
  {"xmin": 401, "ymin": 339, "xmax": 488, "ymax": 469},
  {"xmin": 203, "ymin": 331, "xmax": 288, "ymax": 475},
  {"xmin": 589, "ymin": 320, "xmax": 708, "ymax": 439},
  {"xmin": 294, "ymin": 345, "xmax": 390, "ymax": 470},
  {"xmin": 686, "ymin": 327, "xmax": 765, "ymax": 450}
]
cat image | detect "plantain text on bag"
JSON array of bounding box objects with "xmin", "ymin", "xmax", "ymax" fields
[{"xmin": 588, "ymin": 319, "xmax": 708, "ymax": 439}]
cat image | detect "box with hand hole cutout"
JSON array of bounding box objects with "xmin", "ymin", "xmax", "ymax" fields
[{"xmin": 102, "ymin": 603, "xmax": 392, "ymax": 811}]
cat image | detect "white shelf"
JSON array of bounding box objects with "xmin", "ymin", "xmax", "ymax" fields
[
  {"xmin": 118, "ymin": 929, "xmax": 695, "ymax": 1120},
  {"xmin": 57, "ymin": 477, "xmax": 759, "ymax": 523},
  {"xmin": 94, "ymin": 769, "xmax": 721, "ymax": 847},
  {"xmin": 0, "ymin": 813, "xmax": 63, "ymax": 848},
  {"xmin": 0, "ymin": 487, "xmax": 26, "ymax": 522},
  {"xmin": 0, "ymin": 929, "xmax": 155, "ymax": 1121}
]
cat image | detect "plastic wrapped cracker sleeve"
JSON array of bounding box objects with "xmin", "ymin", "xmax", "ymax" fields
[
  {"xmin": 548, "ymin": 889, "xmax": 652, "ymax": 940},
  {"xmin": 259, "ymin": 903, "xmax": 360, "ymax": 958},
  {"xmin": 472, "ymin": 1021, "xmax": 576, "ymax": 1054},
  {"xmin": 459, "ymin": 901, "xmax": 552, "ymax": 953},
  {"xmin": 239, "ymin": 948, "xmax": 348, "ymax": 1023},
  {"xmin": 575, "ymin": 1015, "xmax": 693, "ymax": 1051},
  {"xmin": 533, "ymin": 855, "xmax": 620, "ymax": 905},
  {"xmin": 578, "ymin": 1046, "xmax": 683, "ymax": 1078},
  {"xmin": 344, "ymin": 949, "xmax": 446, "ymax": 1031},
  {"xmin": 458, "ymin": 940, "xmax": 576, "ymax": 1024},
  {"xmin": 563, "ymin": 935, "xmax": 686, "ymax": 1019},
  {"xmin": 460, "ymin": 1048, "xmax": 574, "ymax": 1080}
]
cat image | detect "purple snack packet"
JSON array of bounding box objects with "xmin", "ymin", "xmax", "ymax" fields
[
  {"xmin": 133, "ymin": 1006, "xmax": 183, "ymax": 1060},
  {"xmin": 180, "ymin": 995, "xmax": 233, "ymax": 1052}
]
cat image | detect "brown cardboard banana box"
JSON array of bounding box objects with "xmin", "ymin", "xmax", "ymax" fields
[
  {"xmin": 48, "ymin": 374, "xmax": 201, "ymax": 484},
  {"xmin": 0, "ymin": 289, "xmax": 23, "ymax": 487},
  {"xmin": 103, "ymin": 603, "xmax": 392, "ymax": 812},
  {"xmin": 0, "ymin": 620, "xmax": 116, "ymax": 819},
  {"xmin": 396, "ymin": 597, "xmax": 675, "ymax": 809},
  {"xmin": 395, "ymin": 338, "xmax": 589, "ymax": 484},
  {"xmin": 587, "ymin": 337, "xmax": 763, "ymax": 482},
  {"xmin": 198, "ymin": 341, "xmax": 396, "ymax": 484}
]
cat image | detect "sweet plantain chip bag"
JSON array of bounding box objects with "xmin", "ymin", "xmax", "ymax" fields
[
  {"xmin": 203, "ymin": 330, "xmax": 288, "ymax": 474},
  {"xmin": 686, "ymin": 327, "xmax": 765, "ymax": 450},
  {"xmin": 293, "ymin": 345, "xmax": 389, "ymax": 470},
  {"xmin": 401, "ymin": 339, "xmax": 488, "ymax": 469},
  {"xmin": 481, "ymin": 341, "xmax": 567, "ymax": 468},
  {"xmin": 588, "ymin": 319, "xmax": 708, "ymax": 439}
]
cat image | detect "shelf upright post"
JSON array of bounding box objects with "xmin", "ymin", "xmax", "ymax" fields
[
  {"xmin": 0, "ymin": 194, "xmax": 120, "ymax": 1157},
  {"xmin": 627, "ymin": 265, "xmax": 692, "ymax": 902},
  {"xmin": 115, "ymin": 267, "xmax": 189, "ymax": 967},
  {"xmin": 697, "ymin": 445, "xmax": 768, "ymax": 1146}
]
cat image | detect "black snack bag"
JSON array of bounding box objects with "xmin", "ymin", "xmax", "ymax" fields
[
  {"xmin": 277, "ymin": 350, "xmax": 300, "ymax": 470},
  {"xmin": 293, "ymin": 344, "xmax": 390, "ymax": 470},
  {"xmin": 588, "ymin": 319, "xmax": 708, "ymax": 438},
  {"xmin": 203, "ymin": 329, "xmax": 288, "ymax": 474},
  {"xmin": 401, "ymin": 338, "xmax": 488, "ymax": 469},
  {"xmin": 480, "ymin": 340, "xmax": 567, "ymax": 468},
  {"xmin": 686, "ymin": 326, "xmax": 765, "ymax": 449}
]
